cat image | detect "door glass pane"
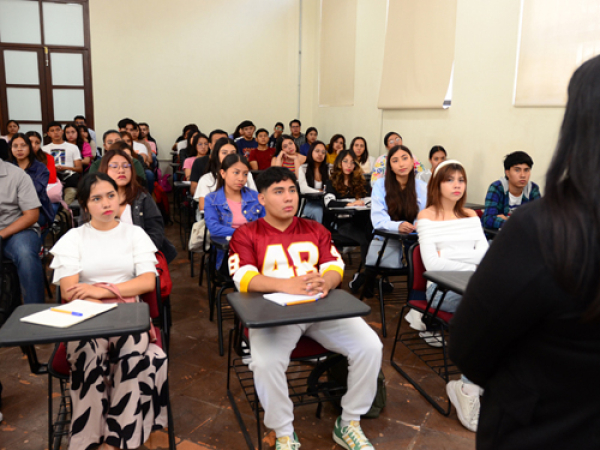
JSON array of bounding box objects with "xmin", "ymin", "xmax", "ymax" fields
[
  {"xmin": 51, "ymin": 52, "xmax": 83, "ymax": 86},
  {"xmin": 0, "ymin": 0, "xmax": 42, "ymax": 44},
  {"xmin": 53, "ymin": 89, "xmax": 85, "ymax": 121},
  {"xmin": 18, "ymin": 123, "xmax": 43, "ymax": 136},
  {"xmin": 42, "ymin": 2, "xmax": 84, "ymax": 47},
  {"xmin": 4, "ymin": 50, "xmax": 39, "ymax": 85},
  {"xmin": 7, "ymin": 87, "xmax": 42, "ymax": 121}
]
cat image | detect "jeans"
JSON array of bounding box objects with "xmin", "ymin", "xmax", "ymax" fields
[
  {"xmin": 301, "ymin": 200, "xmax": 323, "ymax": 223},
  {"xmin": 426, "ymin": 282, "xmax": 463, "ymax": 313},
  {"xmin": 145, "ymin": 169, "xmax": 155, "ymax": 194},
  {"xmin": 2, "ymin": 229, "xmax": 44, "ymax": 304}
]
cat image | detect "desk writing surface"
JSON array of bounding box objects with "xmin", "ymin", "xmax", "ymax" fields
[
  {"xmin": 423, "ymin": 271, "xmax": 474, "ymax": 296},
  {"xmin": 373, "ymin": 229, "xmax": 418, "ymax": 241},
  {"xmin": 0, "ymin": 303, "xmax": 150, "ymax": 347},
  {"xmin": 227, "ymin": 289, "xmax": 371, "ymax": 328}
]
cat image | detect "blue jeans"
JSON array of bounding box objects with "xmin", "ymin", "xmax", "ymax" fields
[
  {"xmin": 301, "ymin": 200, "xmax": 323, "ymax": 223},
  {"xmin": 426, "ymin": 282, "xmax": 463, "ymax": 313},
  {"xmin": 145, "ymin": 170, "xmax": 155, "ymax": 194},
  {"xmin": 3, "ymin": 229, "xmax": 44, "ymax": 304}
]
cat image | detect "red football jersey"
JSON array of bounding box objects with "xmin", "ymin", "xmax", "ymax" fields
[{"xmin": 228, "ymin": 216, "xmax": 344, "ymax": 292}]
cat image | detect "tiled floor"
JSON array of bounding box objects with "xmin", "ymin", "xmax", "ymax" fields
[{"xmin": 0, "ymin": 223, "xmax": 475, "ymax": 450}]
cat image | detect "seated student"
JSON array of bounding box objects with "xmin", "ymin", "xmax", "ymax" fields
[
  {"xmin": 268, "ymin": 122, "xmax": 284, "ymax": 148},
  {"xmin": 78, "ymin": 125, "xmax": 95, "ymax": 160},
  {"xmin": 89, "ymin": 130, "xmax": 146, "ymax": 183},
  {"xmin": 1, "ymin": 119, "xmax": 19, "ymax": 143},
  {"xmin": 299, "ymin": 127, "xmax": 318, "ymax": 156},
  {"xmin": 204, "ymin": 154, "xmax": 264, "ymax": 270},
  {"xmin": 228, "ymin": 167, "xmax": 382, "ymax": 450},
  {"xmin": 298, "ymin": 140, "xmax": 330, "ymax": 223},
  {"xmin": 50, "ymin": 172, "xmax": 168, "ymax": 449},
  {"xmin": 122, "ymin": 130, "xmax": 154, "ymax": 193},
  {"xmin": 0, "ymin": 156, "xmax": 44, "ymax": 304},
  {"xmin": 371, "ymin": 132, "xmax": 424, "ymax": 186},
  {"xmin": 190, "ymin": 129, "xmax": 228, "ymax": 196},
  {"xmin": 64, "ymin": 122, "xmax": 93, "ymax": 170},
  {"xmin": 326, "ymin": 134, "xmax": 345, "ymax": 165},
  {"xmin": 183, "ymin": 132, "xmax": 210, "ymax": 180},
  {"xmin": 350, "ymin": 137, "xmax": 375, "ymax": 175},
  {"xmin": 126, "ymin": 120, "xmax": 153, "ymax": 165},
  {"xmin": 98, "ymin": 143, "xmax": 177, "ymax": 263},
  {"xmin": 248, "ymin": 128, "xmax": 276, "ymax": 171},
  {"xmin": 482, "ymin": 151, "xmax": 541, "ymax": 230},
  {"xmin": 416, "ymin": 160, "xmax": 488, "ymax": 433},
  {"xmin": 42, "ymin": 121, "xmax": 82, "ymax": 205},
  {"xmin": 417, "ymin": 145, "xmax": 447, "ymax": 184},
  {"xmin": 179, "ymin": 130, "xmax": 199, "ymax": 165},
  {"xmin": 139, "ymin": 122, "xmax": 157, "ymax": 155},
  {"xmin": 26, "ymin": 130, "xmax": 57, "ymax": 187},
  {"xmin": 73, "ymin": 115, "xmax": 97, "ymax": 155},
  {"xmin": 289, "ymin": 119, "xmax": 305, "ymax": 148},
  {"xmin": 234, "ymin": 120, "xmax": 258, "ymax": 158},
  {"xmin": 172, "ymin": 123, "xmax": 199, "ymax": 152},
  {"xmin": 271, "ymin": 134, "xmax": 306, "ymax": 177},
  {"xmin": 0, "ymin": 136, "xmax": 8, "ymax": 161},
  {"xmin": 193, "ymin": 138, "xmax": 257, "ymax": 212},
  {"xmin": 367, "ymin": 145, "xmax": 428, "ymax": 289},
  {"xmin": 9, "ymin": 133, "xmax": 54, "ymax": 227},
  {"xmin": 325, "ymin": 150, "xmax": 372, "ymax": 269}
]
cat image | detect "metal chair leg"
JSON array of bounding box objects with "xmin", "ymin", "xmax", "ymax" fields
[{"xmin": 379, "ymin": 277, "xmax": 387, "ymax": 338}]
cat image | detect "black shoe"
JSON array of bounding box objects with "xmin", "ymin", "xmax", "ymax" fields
[
  {"xmin": 382, "ymin": 281, "xmax": 394, "ymax": 294},
  {"xmin": 349, "ymin": 273, "xmax": 365, "ymax": 294}
]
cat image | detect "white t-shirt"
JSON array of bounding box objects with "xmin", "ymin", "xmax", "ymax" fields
[
  {"xmin": 176, "ymin": 140, "xmax": 187, "ymax": 151},
  {"xmin": 508, "ymin": 192, "xmax": 523, "ymax": 216},
  {"xmin": 193, "ymin": 172, "xmax": 257, "ymax": 203},
  {"xmin": 42, "ymin": 142, "xmax": 81, "ymax": 178},
  {"xmin": 133, "ymin": 141, "xmax": 148, "ymax": 156},
  {"xmin": 50, "ymin": 221, "xmax": 157, "ymax": 285}
]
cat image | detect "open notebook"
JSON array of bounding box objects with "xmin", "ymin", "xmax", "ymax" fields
[{"xmin": 20, "ymin": 300, "xmax": 117, "ymax": 328}]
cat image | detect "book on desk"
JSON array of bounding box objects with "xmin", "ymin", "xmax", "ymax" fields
[{"xmin": 20, "ymin": 300, "xmax": 117, "ymax": 328}]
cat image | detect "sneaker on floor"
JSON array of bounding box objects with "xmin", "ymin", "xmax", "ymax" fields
[
  {"xmin": 419, "ymin": 330, "xmax": 446, "ymax": 348},
  {"xmin": 405, "ymin": 309, "xmax": 427, "ymax": 331},
  {"xmin": 446, "ymin": 380, "xmax": 480, "ymax": 432},
  {"xmin": 381, "ymin": 281, "xmax": 394, "ymax": 294},
  {"xmin": 276, "ymin": 432, "xmax": 300, "ymax": 450},
  {"xmin": 348, "ymin": 273, "xmax": 365, "ymax": 294},
  {"xmin": 333, "ymin": 417, "xmax": 374, "ymax": 449}
]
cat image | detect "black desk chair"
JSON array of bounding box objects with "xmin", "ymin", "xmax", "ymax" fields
[
  {"xmin": 206, "ymin": 237, "xmax": 236, "ymax": 356},
  {"xmin": 390, "ymin": 243, "xmax": 460, "ymax": 415},
  {"xmin": 360, "ymin": 229, "xmax": 418, "ymax": 337},
  {"xmin": 47, "ymin": 276, "xmax": 176, "ymax": 449},
  {"xmin": 323, "ymin": 207, "xmax": 363, "ymax": 270}
]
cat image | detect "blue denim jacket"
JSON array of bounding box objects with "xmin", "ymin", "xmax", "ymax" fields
[{"xmin": 204, "ymin": 186, "xmax": 265, "ymax": 267}]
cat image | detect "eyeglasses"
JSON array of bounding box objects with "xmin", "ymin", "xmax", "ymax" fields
[
  {"xmin": 108, "ymin": 163, "xmax": 131, "ymax": 169},
  {"xmin": 314, "ymin": 150, "xmax": 327, "ymax": 155},
  {"xmin": 389, "ymin": 137, "xmax": 402, "ymax": 144},
  {"xmin": 275, "ymin": 127, "xmax": 283, "ymax": 131}
]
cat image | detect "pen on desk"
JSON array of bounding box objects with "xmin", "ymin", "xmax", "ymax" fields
[
  {"xmin": 50, "ymin": 308, "xmax": 83, "ymax": 317},
  {"xmin": 286, "ymin": 298, "xmax": 318, "ymax": 306}
]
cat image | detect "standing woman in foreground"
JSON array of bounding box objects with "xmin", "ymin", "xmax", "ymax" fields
[
  {"xmin": 50, "ymin": 173, "xmax": 167, "ymax": 450},
  {"xmin": 449, "ymin": 55, "xmax": 600, "ymax": 450}
]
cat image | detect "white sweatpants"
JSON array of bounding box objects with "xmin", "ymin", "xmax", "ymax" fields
[{"xmin": 248, "ymin": 317, "xmax": 382, "ymax": 438}]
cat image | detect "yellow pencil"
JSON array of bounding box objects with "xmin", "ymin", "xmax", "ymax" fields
[{"xmin": 286, "ymin": 298, "xmax": 318, "ymax": 306}]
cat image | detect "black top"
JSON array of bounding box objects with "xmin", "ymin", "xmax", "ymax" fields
[
  {"xmin": 190, "ymin": 155, "xmax": 210, "ymax": 183},
  {"xmin": 324, "ymin": 179, "xmax": 371, "ymax": 208},
  {"xmin": 227, "ymin": 290, "xmax": 371, "ymax": 329},
  {"xmin": 0, "ymin": 303, "xmax": 150, "ymax": 347},
  {"xmin": 450, "ymin": 199, "xmax": 600, "ymax": 450},
  {"xmin": 0, "ymin": 139, "xmax": 8, "ymax": 161}
]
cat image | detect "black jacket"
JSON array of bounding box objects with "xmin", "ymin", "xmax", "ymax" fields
[{"xmin": 450, "ymin": 199, "xmax": 600, "ymax": 450}]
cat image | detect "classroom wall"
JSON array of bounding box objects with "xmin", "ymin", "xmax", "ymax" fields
[
  {"xmin": 88, "ymin": 0, "xmax": 301, "ymax": 157},
  {"xmin": 302, "ymin": 0, "xmax": 566, "ymax": 201}
]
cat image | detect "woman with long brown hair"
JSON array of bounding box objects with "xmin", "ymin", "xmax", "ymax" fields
[{"xmin": 415, "ymin": 159, "xmax": 487, "ymax": 433}]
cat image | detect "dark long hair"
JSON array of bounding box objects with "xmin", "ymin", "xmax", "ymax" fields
[
  {"xmin": 205, "ymin": 137, "xmax": 238, "ymax": 183},
  {"xmin": 274, "ymin": 134, "xmax": 299, "ymax": 157},
  {"xmin": 426, "ymin": 162, "xmax": 468, "ymax": 218},
  {"xmin": 189, "ymin": 132, "xmax": 210, "ymax": 158},
  {"xmin": 77, "ymin": 172, "xmax": 119, "ymax": 218},
  {"xmin": 64, "ymin": 122, "xmax": 85, "ymax": 156},
  {"xmin": 385, "ymin": 145, "xmax": 418, "ymax": 223},
  {"xmin": 350, "ymin": 136, "xmax": 369, "ymax": 164},
  {"xmin": 541, "ymin": 54, "xmax": 600, "ymax": 321},
  {"xmin": 330, "ymin": 150, "xmax": 366, "ymax": 199},
  {"xmin": 216, "ymin": 153, "xmax": 251, "ymax": 190},
  {"xmin": 327, "ymin": 134, "xmax": 345, "ymax": 155},
  {"xmin": 98, "ymin": 144, "xmax": 145, "ymax": 206},
  {"xmin": 25, "ymin": 131, "xmax": 47, "ymax": 166},
  {"xmin": 305, "ymin": 141, "xmax": 329, "ymax": 188},
  {"xmin": 8, "ymin": 133, "xmax": 36, "ymax": 169}
]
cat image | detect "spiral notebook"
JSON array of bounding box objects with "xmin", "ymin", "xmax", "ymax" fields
[{"xmin": 20, "ymin": 300, "xmax": 117, "ymax": 328}]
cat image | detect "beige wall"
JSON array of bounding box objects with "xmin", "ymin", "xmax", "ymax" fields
[
  {"xmin": 89, "ymin": 0, "xmax": 301, "ymax": 156},
  {"xmin": 303, "ymin": 0, "xmax": 565, "ymax": 202},
  {"xmin": 89, "ymin": 0, "xmax": 565, "ymax": 201}
]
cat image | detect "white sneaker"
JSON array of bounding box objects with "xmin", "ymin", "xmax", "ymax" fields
[
  {"xmin": 446, "ymin": 380, "xmax": 480, "ymax": 432},
  {"xmin": 419, "ymin": 330, "xmax": 446, "ymax": 348},
  {"xmin": 405, "ymin": 309, "xmax": 426, "ymax": 331}
]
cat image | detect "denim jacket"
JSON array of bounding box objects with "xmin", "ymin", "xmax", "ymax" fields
[{"xmin": 204, "ymin": 186, "xmax": 265, "ymax": 267}]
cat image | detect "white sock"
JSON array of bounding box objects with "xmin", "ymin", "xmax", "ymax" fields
[
  {"xmin": 461, "ymin": 382, "xmax": 480, "ymax": 397},
  {"xmin": 340, "ymin": 418, "xmax": 352, "ymax": 429}
]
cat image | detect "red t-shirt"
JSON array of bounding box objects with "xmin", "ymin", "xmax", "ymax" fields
[
  {"xmin": 228, "ymin": 216, "xmax": 344, "ymax": 292},
  {"xmin": 45, "ymin": 153, "xmax": 57, "ymax": 184},
  {"xmin": 248, "ymin": 147, "xmax": 276, "ymax": 171}
]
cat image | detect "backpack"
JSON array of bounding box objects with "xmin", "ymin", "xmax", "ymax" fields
[
  {"xmin": 156, "ymin": 168, "xmax": 172, "ymax": 193},
  {"xmin": 308, "ymin": 354, "xmax": 387, "ymax": 418},
  {"xmin": 51, "ymin": 206, "xmax": 74, "ymax": 240}
]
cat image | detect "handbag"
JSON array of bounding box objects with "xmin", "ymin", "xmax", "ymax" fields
[
  {"xmin": 94, "ymin": 282, "xmax": 157, "ymax": 342},
  {"xmin": 155, "ymin": 251, "xmax": 173, "ymax": 297},
  {"xmin": 188, "ymin": 218, "xmax": 210, "ymax": 252},
  {"xmin": 366, "ymin": 238, "xmax": 404, "ymax": 269}
]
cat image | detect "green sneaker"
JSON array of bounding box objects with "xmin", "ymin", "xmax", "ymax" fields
[
  {"xmin": 276, "ymin": 432, "xmax": 300, "ymax": 450},
  {"xmin": 333, "ymin": 416, "xmax": 374, "ymax": 449}
]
